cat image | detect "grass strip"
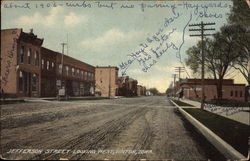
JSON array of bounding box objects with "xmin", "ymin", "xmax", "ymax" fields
[{"xmin": 183, "ymin": 108, "xmax": 249, "ymax": 157}]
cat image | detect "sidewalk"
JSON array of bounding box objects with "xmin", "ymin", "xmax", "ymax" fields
[{"xmin": 177, "ymin": 98, "xmax": 250, "ymax": 126}]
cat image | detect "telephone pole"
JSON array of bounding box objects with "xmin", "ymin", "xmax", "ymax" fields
[
  {"xmin": 61, "ymin": 42, "xmax": 67, "ymax": 88},
  {"xmin": 174, "ymin": 67, "xmax": 185, "ymax": 81},
  {"xmin": 189, "ymin": 21, "xmax": 215, "ymax": 110}
]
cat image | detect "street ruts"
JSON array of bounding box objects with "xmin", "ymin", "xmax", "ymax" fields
[{"xmin": 1, "ymin": 96, "xmax": 219, "ymax": 160}]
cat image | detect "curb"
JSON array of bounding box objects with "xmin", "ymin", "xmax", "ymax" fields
[{"xmin": 170, "ymin": 99, "xmax": 248, "ymax": 161}]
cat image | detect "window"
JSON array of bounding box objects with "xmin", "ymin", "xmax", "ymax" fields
[
  {"xmin": 240, "ymin": 91, "xmax": 243, "ymax": 97},
  {"xmin": 81, "ymin": 71, "xmax": 84, "ymax": 79},
  {"xmin": 85, "ymin": 72, "xmax": 87, "ymax": 80},
  {"xmin": 27, "ymin": 48, "xmax": 31, "ymax": 64},
  {"xmin": 235, "ymin": 91, "xmax": 238, "ymax": 97},
  {"xmin": 76, "ymin": 69, "xmax": 79, "ymax": 76},
  {"xmin": 20, "ymin": 46, "xmax": 25, "ymax": 64},
  {"xmin": 34, "ymin": 51, "xmax": 39, "ymax": 66},
  {"xmin": 230, "ymin": 91, "xmax": 233, "ymax": 96},
  {"xmin": 19, "ymin": 71, "xmax": 23, "ymax": 91},
  {"xmin": 72, "ymin": 68, "xmax": 75, "ymax": 76},
  {"xmin": 59, "ymin": 64, "xmax": 62, "ymax": 74},
  {"xmin": 32, "ymin": 74, "xmax": 37, "ymax": 92},
  {"xmin": 66, "ymin": 66, "xmax": 69, "ymax": 76},
  {"xmin": 42, "ymin": 59, "xmax": 45, "ymax": 69},
  {"xmin": 51, "ymin": 62, "xmax": 54, "ymax": 69},
  {"xmin": 47, "ymin": 61, "xmax": 50, "ymax": 70}
]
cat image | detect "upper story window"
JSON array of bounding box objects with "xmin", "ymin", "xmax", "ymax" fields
[
  {"xmin": 27, "ymin": 48, "xmax": 31, "ymax": 64},
  {"xmin": 42, "ymin": 59, "xmax": 45, "ymax": 69},
  {"xmin": 20, "ymin": 46, "xmax": 25, "ymax": 64},
  {"xmin": 72, "ymin": 68, "xmax": 75, "ymax": 76},
  {"xmin": 46, "ymin": 61, "xmax": 50, "ymax": 70},
  {"xmin": 34, "ymin": 51, "xmax": 39, "ymax": 66},
  {"xmin": 240, "ymin": 91, "xmax": 243, "ymax": 97},
  {"xmin": 59, "ymin": 64, "xmax": 62, "ymax": 74},
  {"xmin": 81, "ymin": 71, "xmax": 84, "ymax": 79},
  {"xmin": 51, "ymin": 62, "xmax": 54, "ymax": 69},
  {"xmin": 85, "ymin": 72, "xmax": 87, "ymax": 80},
  {"xmin": 77, "ymin": 69, "xmax": 79, "ymax": 77},
  {"xmin": 235, "ymin": 91, "xmax": 238, "ymax": 97},
  {"xmin": 66, "ymin": 66, "xmax": 69, "ymax": 76},
  {"xmin": 230, "ymin": 91, "xmax": 233, "ymax": 96}
]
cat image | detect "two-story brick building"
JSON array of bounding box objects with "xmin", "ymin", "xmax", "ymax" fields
[
  {"xmin": 1, "ymin": 29, "xmax": 43, "ymax": 97},
  {"xmin": 56, "ymin": 53, "xmax": 95, "ymax": 97}
]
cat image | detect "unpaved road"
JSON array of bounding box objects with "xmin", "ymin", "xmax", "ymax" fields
[{"xmin": 1, "ymin": 96, "xmax": 222, "ymax": 160}]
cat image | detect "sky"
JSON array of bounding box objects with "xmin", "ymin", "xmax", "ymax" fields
[{"xmin": 1, "ymin": 0, "xmax": 247, "ymax": 92}]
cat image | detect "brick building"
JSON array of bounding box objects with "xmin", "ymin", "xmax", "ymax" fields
[
  {"xmin": 41, "ymin": 47, "xmax": 57, "ymax": 97},
  {"xmin": 1, "ymin": 28, "xmax": 95, "ymax": 97},
  {"xmin": 56, "ymin": 52, "xmax": 95, "ymax": 97},
  {"xmin": 177, "ymin": 79, "xmax": 246, "ymax": 102},
  {"xmin": 117, "ymin": 76, "xmax": 138, "ymax": 97},
  {"xmin": 137, "ymin": 85, "xmax": 146, "ymax": 96},
  {"xmin": 1, "ymin": 29, "xmax": 43, "ymax": 97},
  {"xmin": 95, "ymin": 66, "xmax": 118, "ymax": 97}
]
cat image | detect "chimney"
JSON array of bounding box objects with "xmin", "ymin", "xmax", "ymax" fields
[{"xmin": 30, "ymin": 28, "xmax": 33, "ymax": 34}]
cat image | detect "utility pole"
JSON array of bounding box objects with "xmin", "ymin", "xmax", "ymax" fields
[
  {"xmin": 172, "ymin": 74, "xmax": 177, "ymax": 97},
  {"xmin": 61, "ymin": 42, "xmax": 67, "ymax": 88},
  {"xmin": 175, "ymin": 67, "xmax": 185, "ymax": 81},
  {"xmin": 189, "ymin": 21, "xmax": 215, "ymax": 110}
]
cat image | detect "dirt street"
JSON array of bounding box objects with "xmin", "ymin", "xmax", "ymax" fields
[{"xmin": 1, "ymin": 96, "xmax": 220, "ymax": 160}]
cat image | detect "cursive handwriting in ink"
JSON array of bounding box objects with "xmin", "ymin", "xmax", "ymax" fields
[
  {"xmin": 66, "ymin": 1, "xmax": 92, "ymax": 8},
  {"xmin": 2, "ymin": 36, "xmax": 17, "ymax": 86},
  {"xmin": 142, "ymin": 59, "xmax": 157, "ymax": 72},
  {"xmin": 4, "ymin": 2, "xmax": 31, "ymax": 9},
  {"xmin": 95, "ymin": 1, "xmax": 117, "ymax": 9}
]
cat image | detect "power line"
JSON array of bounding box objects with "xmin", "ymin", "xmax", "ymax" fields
[{"xmin": 189, "ymin": 21, "xmax": 215, "ymax": 110}]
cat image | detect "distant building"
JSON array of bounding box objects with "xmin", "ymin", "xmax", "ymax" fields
[
  {"xmin": 137, "ymin": 85, "xmax": 146, "ymax": 96},
  {"xmin": 177, "ymin": 79, "xmax": 246, "ymax": 102},
  {"xmin": 95, "ymin": 66, "xmax": 119, "ymax": 97},
  {"xmin": 117, "ymin": 76, "xmax": 138, "ymax": 97},
  {"xmin": 1, "ymin": 28, "xmax": 43, "ymax": 97}
]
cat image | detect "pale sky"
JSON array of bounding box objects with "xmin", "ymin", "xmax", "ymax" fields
[{"xmin": 1, "ymin": 0, "xmax": 247, "ymax": 92}]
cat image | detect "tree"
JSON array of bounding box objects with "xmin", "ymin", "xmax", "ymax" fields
[
  {"xmin": 230, "ymin": 25, "xmax": 250, "ymax": 85},
  {"xmin": 228, "ymin": 0, "xmax": 250, "ymax": 85},
  {"xmin": 185, "ymin": 25, "xmax": 241, "ymax": 101},
  {"xmin": 149, "ymin": 88, "xmax": 159, "ymax": 95},
  {"xmin": 229, "ymin": 0, "xmax": 250, "ymax": 27}
]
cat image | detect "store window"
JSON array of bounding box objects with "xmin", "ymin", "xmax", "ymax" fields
[
  {"xmin": 19, "ymin": 71, "xmax": 23, "ymax": 91},
  {"xmin": 32, "ymin": 74, "xmax": 38, "ymax": 92}
]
